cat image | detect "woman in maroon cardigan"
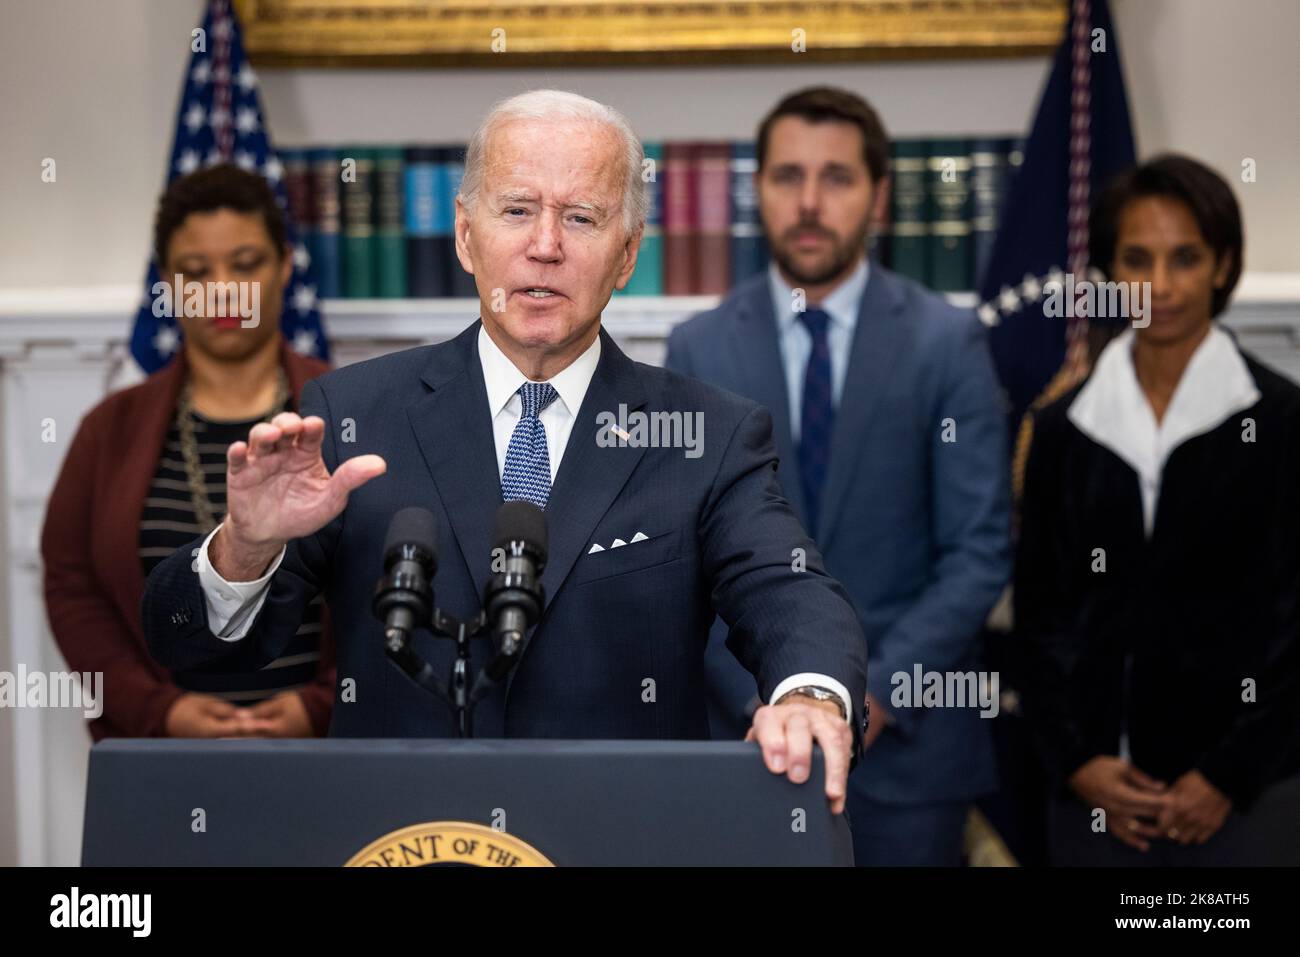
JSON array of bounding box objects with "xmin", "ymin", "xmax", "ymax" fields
[{"xmin": 42, "ymin": 164, "xmax": 336, "ymax": 740}]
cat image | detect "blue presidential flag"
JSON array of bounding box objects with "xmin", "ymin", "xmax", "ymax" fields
[
  {"xmin": 976, "ymin": 0, "xmax": 1135, "ymax": 430},
  {"xmin": 130, "ymin": 0, "xmax": 328, "ymax": 373}
]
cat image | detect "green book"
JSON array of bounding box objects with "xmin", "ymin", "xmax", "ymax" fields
[
  {"xmin": 373, "ymin": 146, "xmax": 407, "ymax": 298},
  {"xmin": 970, "ymin": 138, "xmax": 1009, "ymax": 290},
  {"xmin": 925, "ymin": 138, "xmax": 973, "ymax": 292},
  {"xmin": 889, "ymin": 140, "xmax": 928, "ymax": 284},
  {"xmin": 340, "ymin": 146, "xmax": 377, "ymax": 298}
]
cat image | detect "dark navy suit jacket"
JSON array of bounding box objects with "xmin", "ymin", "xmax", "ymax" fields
[
  {"xmin": 666, "ymin": 265, "xmax": 1011, "ymax": 804},
  {"xmin": 143, "ymin": 322, "xmax": 868, "ymax": 741}
]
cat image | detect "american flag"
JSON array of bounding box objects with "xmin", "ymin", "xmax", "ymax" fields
[
  {"xmin": 976, "ymin": 0, "xmax": 1135, "ymax": 420},
  {"xmin": 129, "ymin": 0, "xmax": 329, "ymax": 373},
  {"xmin": 973, "ymin": 0, "xmax": 1135, "ymax": 488}
]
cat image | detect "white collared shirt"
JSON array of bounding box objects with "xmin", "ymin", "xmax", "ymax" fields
[
  {"xmin": 767, "ymin": 256, "xmax": 869, "ymax": 442},
  {"xmin": 478, "ymin": 323, "xmax": 600, "ymax": 480},
  {"xmin": 1066, "ymin": 325, "xmax": 1261, "ymax": 538}
]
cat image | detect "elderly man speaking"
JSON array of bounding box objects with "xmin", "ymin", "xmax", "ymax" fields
[{"xmin": 142, "ymin": 90, "xmax": 867, "ymax": 813}]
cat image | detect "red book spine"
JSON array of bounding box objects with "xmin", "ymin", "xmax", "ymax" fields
[
  {"xmin": 283, "ymin": 150, "xmax": 316, "ymax": 234},
  {"xmin": 695, "ymin": 143, "xmax": 732, "ymax": 296},
  {"xmin": 662, "ymin": 142, "xmax": 697, "ymax": 296}
]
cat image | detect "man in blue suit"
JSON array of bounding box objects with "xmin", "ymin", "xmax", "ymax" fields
[
  {"xmin": 141, "ymin": 90, "xmax": 867, "ymax": 814},
  {"xmin": 666, "ymin": 88, "xmax": 1011, "ymax": 864}
]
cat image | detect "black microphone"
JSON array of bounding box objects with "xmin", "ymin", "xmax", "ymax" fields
[
  {"xmin": 481, "ymin": 501, "xmax": 547, "ymax": 683},
  {"xmin": 372, "ymin": 507, "xmax": 438, "ymax": 660}
]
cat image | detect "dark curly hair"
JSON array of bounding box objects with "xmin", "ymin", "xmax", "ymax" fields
[
  {"xmin": 1090, "ymin": 154, "xmax": 1244, "ymax": 318},
  {"xmin": 153, "ymin": 163, "xmax": 287, "ymax": 270}
]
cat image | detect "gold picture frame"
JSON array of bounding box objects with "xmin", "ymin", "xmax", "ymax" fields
[{"xmin": 232, "ymin": 0, "xmax": 1067, "ymax": 67}]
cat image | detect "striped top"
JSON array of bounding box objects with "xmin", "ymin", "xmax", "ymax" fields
[{"xmin": 139, "ymin": 409, "xmax": 325, "ymax": 704}]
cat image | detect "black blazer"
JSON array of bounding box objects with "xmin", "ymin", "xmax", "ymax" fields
[
  {"xmin": 1015, "ymin": 347, "xmax": 1300, "ymax": 809},
  {"xmin": 143, "ymin": 323, "xmax": 868, "ymax": 742}
]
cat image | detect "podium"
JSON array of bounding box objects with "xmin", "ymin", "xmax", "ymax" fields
[{"xmin": 82, "ymin": 739, "xmax": 854, "ymax": 866}]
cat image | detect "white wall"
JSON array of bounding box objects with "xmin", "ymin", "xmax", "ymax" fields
[
  {"xmin": 0, "ymin": 0, "xmax": 201, "ymax": 290},
  {"xmin": 1114, "ymin": 0, "xmax": 1300, "ymax": 272},
  {"xmin": 255, "ymin": 57, "xmax": 1048, "ymax": 145}
]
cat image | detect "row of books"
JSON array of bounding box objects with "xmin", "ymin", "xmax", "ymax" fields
[
  {"xmin": 280, "ymin": 136, "xmax": 1023, "ymax": 300},
  {"xmin": 880, "ymin": 137, "xmax": 1026, "ymax": 294}
]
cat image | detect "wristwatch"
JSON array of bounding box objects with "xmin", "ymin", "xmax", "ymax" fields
[{"xmin": 774, "ymin": 685, "xmax": 848, "ymax": 721}]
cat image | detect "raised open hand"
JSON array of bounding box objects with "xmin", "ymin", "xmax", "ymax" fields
[{"xmin": 213, "ymin": 412, "xmax": 386, "ymax": 580}]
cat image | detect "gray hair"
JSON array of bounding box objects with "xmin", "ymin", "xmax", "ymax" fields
[{"xmin": 459, "ymin": 89, "xmax": 647, "ymax": 237}]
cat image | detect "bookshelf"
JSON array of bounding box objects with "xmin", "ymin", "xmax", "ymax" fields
[
  {"xmin": 318, "ymin": 292, "xmax": 981, "ymax": 367},
  {"xmin": 320, "ymin": 294, "xmax": 723, "ymax": 341},
  {"xmin": 284, "ymin": 137, "xmax": 1019, "ymax": 302},
  {"xmin": 319, "ymin": 292, "xmax": 979, "ymax": 330}
]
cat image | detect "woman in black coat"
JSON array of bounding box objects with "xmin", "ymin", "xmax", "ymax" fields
[{"xmin": 1016, "ymin": 154, "xmax": 1300, "ymax": 865}]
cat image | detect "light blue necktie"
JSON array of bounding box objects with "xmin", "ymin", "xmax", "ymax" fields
[{"xmin": 501, "ymin": 381, "xmax": 559, "ymax": 509}]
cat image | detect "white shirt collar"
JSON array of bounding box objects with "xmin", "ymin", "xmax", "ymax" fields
[
  {"xmin": 1067, "ymin": 324, "xmax": 1260, "ymax": 534},
  {"xmin": 477, "ymin": 323, "xmax": 602, "ymax": 418},
  {"xmin": 767, "ymin": 256, "xmax": 869, "ymax": 334}
]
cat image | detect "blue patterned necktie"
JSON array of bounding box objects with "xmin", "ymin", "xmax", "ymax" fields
[
  {"xmin": 797, "ymin": 307, "xmax": 835, "ymax": 533},
  {"xmin": 501, "ymin": 381, "xmax": 560, "ymax": 509}
]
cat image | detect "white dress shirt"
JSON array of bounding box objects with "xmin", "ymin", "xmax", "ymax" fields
[
  {"xmin": 194, "ymin": 324, "xmax": 851, "ymax": 721},
  {"xmin": 479, "ymin": 324, "xmax": 600, "ymax": 481},
  {"xmin": 1067, "ymin": 325, "xmax": 1261, "ymax": 537}
]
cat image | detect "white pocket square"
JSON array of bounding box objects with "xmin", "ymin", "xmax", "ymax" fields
[{"xmin": 589, "ymin": 531, "xmax": 650, "ymax": 554}]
